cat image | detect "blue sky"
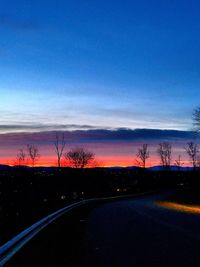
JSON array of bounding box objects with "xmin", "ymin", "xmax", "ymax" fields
[{"xmin": 1, "ymin": 0, "xmax": 200, "ymax": 132}]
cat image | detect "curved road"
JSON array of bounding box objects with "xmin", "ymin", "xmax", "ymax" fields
[
  {"xmin": 5, "ymin": 192, "xmax": 200, "ymax": 266},
  {"xmin": 84, "ymin": 193, "xmax": 200, "ymax": 267}
]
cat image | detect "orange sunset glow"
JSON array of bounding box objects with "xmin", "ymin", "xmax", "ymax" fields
[
  {"xmin": 0, "ymin": 129, "xmax": 197, "ymax": 167},
  {"xmin": 0, "ymin": 152, "xmax": 192, "ymax": 167}
]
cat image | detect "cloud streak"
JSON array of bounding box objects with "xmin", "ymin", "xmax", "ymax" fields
[
  {"xmin": 0, "ymin": 123, "xmax": 103, "ymax": 133},
  {"xmin": 0, "ymin": 128, "xmax": 198, "ymax": 143}
]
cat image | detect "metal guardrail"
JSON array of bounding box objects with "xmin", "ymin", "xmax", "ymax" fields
[{"xmin": 0, "ymin": 192, "xmax": 153, "ymax": 266}]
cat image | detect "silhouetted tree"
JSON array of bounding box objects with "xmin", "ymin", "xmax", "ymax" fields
[
  {"xmin": 65, "ymin": 147, "xmax": 95, "ymax": 168},
  {"xmin": 27, "ymin": 145, "xmax": 40, "ymax": 167},
  {"xmin": 136, "ymin": 144, "xmax": 149, "ymax": 168},
  {"xmin": 16, "ymin": 148, "xmax": 26, "ymax": 166},
  {"xmin": 197, "ymin": 156, "xmax": 200, "ymax": 167},
  {"xmin": 54, "ymin": 133, "xmax": 66, "ymax": 168},
  {"xmin": 185, "ymin": 142, "xmax": 199, "ymax": 170},
  {"xmin": 174, "ymin": 155, "xmax": 184, "ymax": 171},
  {"xmin": 157, "ymin": 142, "xmax": 172, "ymax": 169}
]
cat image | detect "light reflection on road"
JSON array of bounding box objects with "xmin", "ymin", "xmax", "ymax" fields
[{"xmin": 157, "ymin": 201, "xmax": 200, "ymax": 214}]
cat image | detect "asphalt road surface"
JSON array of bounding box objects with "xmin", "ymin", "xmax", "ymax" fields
[
  {"xmin": 84, "ymin": 193, "xmax": 200, "ymax": 267},
  {"xmin": 5, "ymin": 192, "xmax": 200, "ymax": 267}
]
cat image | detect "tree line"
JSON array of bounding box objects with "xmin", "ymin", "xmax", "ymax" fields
[
  {"xmin": 14, "ymin": 139, "xmax": 200, "ymax": 169},
  {"xmin": 13, "ymin": 107, "xmax": 200, "ymax": 169},
  {"xmin": 14, "ymin": 133, "xmax": 95, "ymax": 168},
  {"xmin": 135, "ymin": 107, "xmax": 200, "ymax": 169},
  {"xmin": 135, "ymin": 141, "xmax": 200, "ymax": 169}
]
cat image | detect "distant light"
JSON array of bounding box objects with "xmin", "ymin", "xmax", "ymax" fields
[{"xmin": 116, "ymin": 188, "xmax": 127, "ymax": 192}]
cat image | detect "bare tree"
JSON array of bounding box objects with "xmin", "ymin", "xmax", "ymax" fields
[
  {"xmin": 157, "ymin": 142, "xmax": 172, "ymax": 168},
  {"xmin": 27, "ymin": 145, "xmax": 40, "ymax": 167},
  {"xmin": 196, "ymin": 155, "xmax": 200, "ymax": 167},
  {"xmin": 54, "ymin": 133, "xmax": 66, "ymax": 168},
  {"xmin": 185, "ymin": 142, "xmax": 199, "ymax": 169},
  {"xmin": 174, "ymin": 155, "xmax": 184, "ymax": 171},
  {"xmin": 65, "ymin": 147, "xmax": 95, "ymax": 168},
  {"xmin": 136, "ymin": 144, "xmax": 149, "ymax": 168},
  {"xmin": 16, "ymin": 148, "xmax": 26, "ymax": 166}
]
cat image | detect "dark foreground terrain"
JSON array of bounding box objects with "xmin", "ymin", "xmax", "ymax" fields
[
  {"xmin": 4, "ymin": 192, "xmax": 200, "ymax": 267},
  {"xmin": 1, "ymin": 166, "xmax": 179, "ymax": 245}
]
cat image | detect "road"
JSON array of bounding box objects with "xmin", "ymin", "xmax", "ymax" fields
[
  {"xmin": 84, "ymin": 193, "xmax": 200, "ymax": 267},
  {"xmin": 4, "ymin": 192, "xmax": 200, "ymax": 266}
]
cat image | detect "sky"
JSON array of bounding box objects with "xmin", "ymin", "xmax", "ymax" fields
[{"xmin": 0, "ymin": 0, "xmax": 200, "ymax": 166}]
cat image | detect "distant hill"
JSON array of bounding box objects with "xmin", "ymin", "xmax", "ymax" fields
[
  {"xmin": 0, "ymin": 164, "xmax": 196, "ymax": 171},
  {"xmin": 0, "ymin": 164, "xmax": 11, "ymax": 170},
  {"xmin": 108, "ymin": 165, "xmax": 196, "ymax": 171},
  {"xmin": 148, "ymin": 165, "xmax": 194, "ymax": 171}
]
